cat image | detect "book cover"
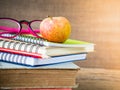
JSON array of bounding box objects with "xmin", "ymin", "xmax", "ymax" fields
[
  {"xmin": 0, "ymin": 52, "xmax": 87, "ymax": 66},
  {"xmin": 0, "ymin": 62, "xmax": 79, "ymax": 89}
]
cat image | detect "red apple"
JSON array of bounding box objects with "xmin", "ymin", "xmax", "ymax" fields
[{"xmin": 40, "ymin": 16, "xmax": 71, "ymax": 43}]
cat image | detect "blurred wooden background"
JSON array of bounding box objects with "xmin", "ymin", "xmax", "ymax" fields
[{"xmin": 0, "ymin": 0, "xmax": 120, "ymax": 69}]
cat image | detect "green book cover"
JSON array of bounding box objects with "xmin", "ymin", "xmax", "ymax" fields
[
  {"xmin": 64, "ymin": 39, "xmax": 93, "ymax": 45},
  {"xmin": 48, "ymin": 39, "xmax": 94, "ymax": 48}
]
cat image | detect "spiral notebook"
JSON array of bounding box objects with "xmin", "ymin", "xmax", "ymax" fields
[
  {"xmin": 0, "ymin": 52, "xmax": 87, "ymax": 66},
  {"xmin": 2, "ymin": 34, "xmax": 94, "ymax": 48},
  {"xmin": 0, "ymin": 38, "xmax": 93, "ymax": 57},
  {"xmin": 0, "ymin": 38, "xmax": 46, "ymax": 55}
]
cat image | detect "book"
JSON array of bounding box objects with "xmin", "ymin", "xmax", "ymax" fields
[
  {"xmin": 0, "ymin": 52, "xmax": 87, "ymax": 66},
  {"xmin": 0, "ymin": 62, "xmax": 80, "ymax": 89},
  {"xmin": 0, "ymin": 37, "xmax": 94, "ymax": 56},
  {"xmin": 2, "ymin": 34, "xmax": 94, "ymax": 48}
]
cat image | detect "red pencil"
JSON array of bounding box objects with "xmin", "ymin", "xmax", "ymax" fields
[{"xmin": 0, "ymin": 47, "xmax": 48, "ymax": 58}]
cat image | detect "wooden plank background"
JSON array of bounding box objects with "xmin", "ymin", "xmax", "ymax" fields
[{"xmin": 0, "ymin": 0, "xmax": 120, "ymax": 69}]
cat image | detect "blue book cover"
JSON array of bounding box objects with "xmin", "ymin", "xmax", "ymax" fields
[{"xmin": 0, "ymin": 52, "xmax": 87, "ymax": 67}]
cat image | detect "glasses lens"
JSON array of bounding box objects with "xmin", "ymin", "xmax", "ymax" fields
[
  {"xmin": 30, "ymin": 20, "xmax": 41, "ymax": 37},
  {"xmin": 0, "ymin": 19, "xmax": 20, "ymax": 38}
]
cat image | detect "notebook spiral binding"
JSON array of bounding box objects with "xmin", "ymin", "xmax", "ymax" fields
[
  {"xmin": 0, "ymin": 39, "xmax": 46, "ymax": 54},
  {"xmin": 2, "ymin": 34, "xmax": 45, "ymax": 46},
  {"xmin": 0, "ymin": 52, "xmax": 27, "ymax": 64}
]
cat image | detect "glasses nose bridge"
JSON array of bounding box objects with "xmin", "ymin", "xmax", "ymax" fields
[
  {"xmin": 19, "ymin": 20, "xmax": 31, "ymax": 29},
  {"xmin": 19, "ymin": 20, "xmax": 29, "ymax": 25}
]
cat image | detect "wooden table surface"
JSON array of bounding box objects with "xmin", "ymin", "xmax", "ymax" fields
[{"xmin": 73, "ymin": 68, "xmax": 120, "ymax": 90}]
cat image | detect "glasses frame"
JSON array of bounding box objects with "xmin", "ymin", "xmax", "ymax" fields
[{"xmin": 0, "ymin": 17, "xmax": 42, "ymax": 38}]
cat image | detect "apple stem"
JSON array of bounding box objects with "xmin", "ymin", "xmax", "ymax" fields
[{"xmin": 48, "ymin": 16, "xmax": 53, "ymax": 20}]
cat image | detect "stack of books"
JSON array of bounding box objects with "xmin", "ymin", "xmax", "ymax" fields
[{"xmin": 0, "ymin": 34, "xmax": 94, "ymax": 89}]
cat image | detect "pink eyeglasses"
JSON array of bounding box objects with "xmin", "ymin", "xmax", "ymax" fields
[{"xmin": 0, "ymin": 18, "xmax": 42, "ymax": 38}]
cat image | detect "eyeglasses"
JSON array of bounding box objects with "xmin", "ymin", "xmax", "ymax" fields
[{"xmin": 0, "ymin": 18, "xmax": 42, "ymax": 38}]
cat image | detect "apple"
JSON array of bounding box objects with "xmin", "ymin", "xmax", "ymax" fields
[{"xmin": 40, "ymin": 16, "xmax": 71, "ymax": 43}]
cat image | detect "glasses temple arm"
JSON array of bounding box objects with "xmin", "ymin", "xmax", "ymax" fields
[{"xmin": 0, "ymin": 26, "xmax": 40, "ymax": 34}]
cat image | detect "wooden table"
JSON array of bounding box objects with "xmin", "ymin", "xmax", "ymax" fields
[{"xmin": 73, "ymin": 68, "xmax": 120, "ymax": 90}]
